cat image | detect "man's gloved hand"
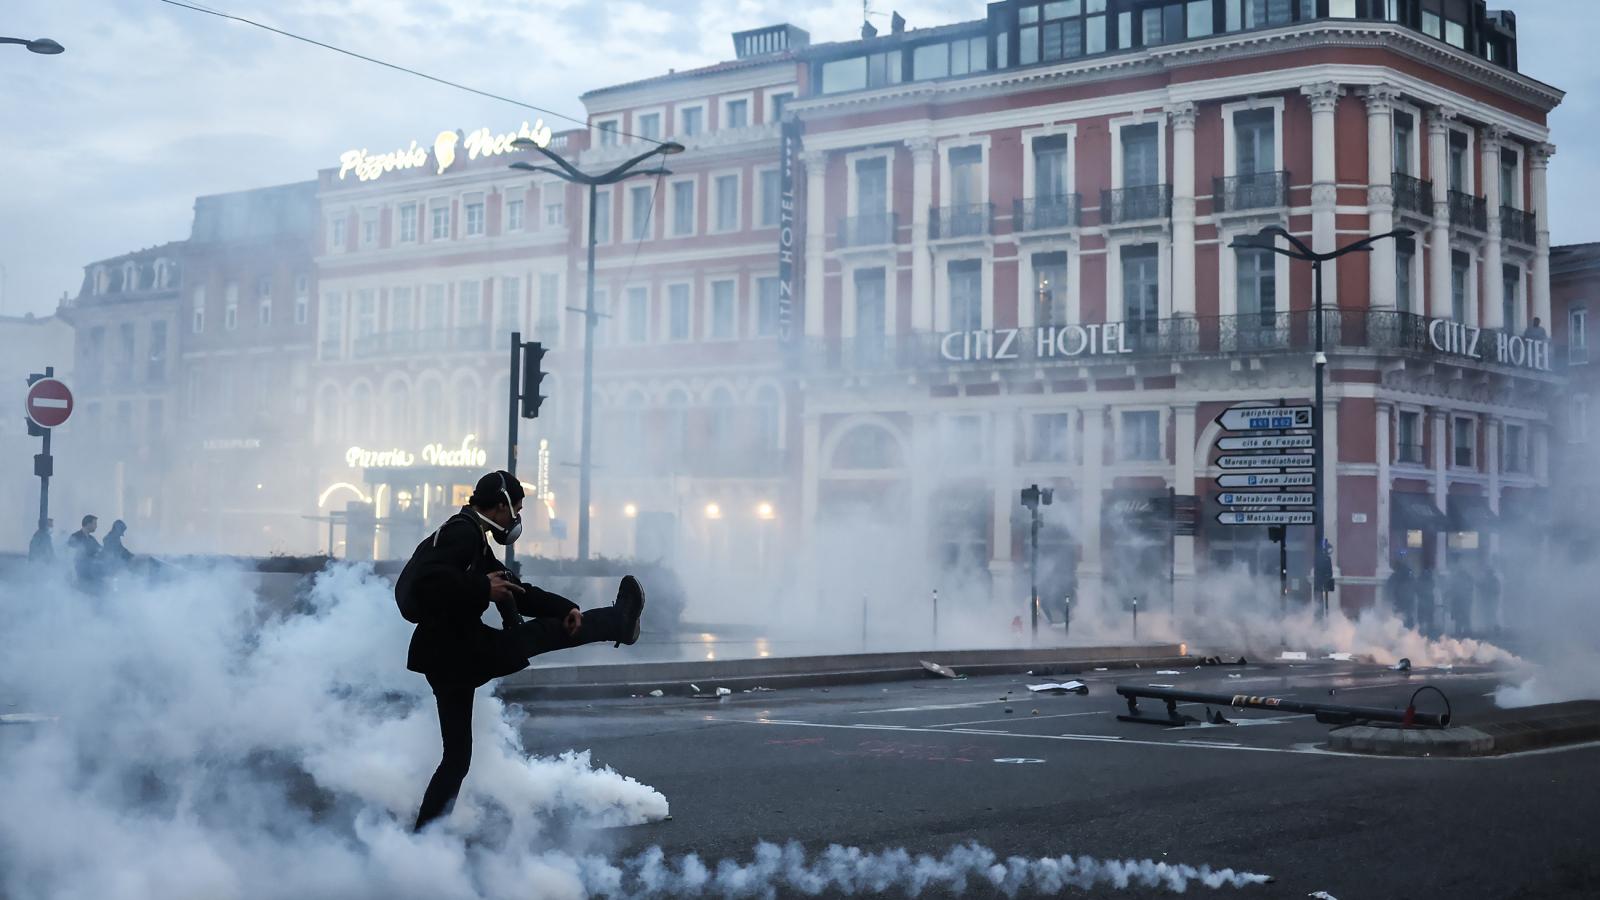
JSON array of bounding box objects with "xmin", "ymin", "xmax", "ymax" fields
[{"xmin": 487, "ymin": 571, "xmax": 524, "ymax": 605}]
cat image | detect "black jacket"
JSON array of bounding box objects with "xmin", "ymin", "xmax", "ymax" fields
[{"xmin": 396, "ymin": 508, "xmax": 578, "ymax": 686}]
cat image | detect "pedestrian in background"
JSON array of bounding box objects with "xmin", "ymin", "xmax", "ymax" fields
[
  {"xmin": 66, "ymin": 515, "xmax": 100, "ymax": 587},
  {"xmin": 1386, "ymin": 551, "xmax": 1414, "ymax": 628},
  {"xmin": 28, "ymin": 518, "xmax": 55, "ymax": 563}
]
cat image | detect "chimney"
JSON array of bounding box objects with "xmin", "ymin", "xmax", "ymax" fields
[
  {"xmin": 861, "ymin": 21, "xmax": 878, "ymax": 39},
  {"xmin": 891, "ymin": 11, "xmax": 906, "ymax": 34}
]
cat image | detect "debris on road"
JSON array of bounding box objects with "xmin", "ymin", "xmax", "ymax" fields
[
  {"xmin": 1393, "ymin": 658, "xmax": 1412, "ymax": 672},
  {"xmin": 1200, "ymin": 656, "xmax": 1248, "ymax": 666},
  {"xmin": 647, "ymin": 689, "xmax": 664, "ymax": 697},
  {"xmin": 1326, "ymin": 652, "xmax": 1354, "ymax": 661},
  {"xmin": 742, "ymin": 686, "xmax": 776, "ymax": 693},
  {"xmin": 690, "ymin": 684, "xmax": 702, "ymax": 693},
  {"xmin": 1027, "ymin": 681, "xmax": 1089, "ymax": 695},
  {"xmin": 716, "ymin": 687, "xmax": 732, "ymax": 696},
  {"xmin": 1093, "ymin": 667, "xmax": 1109, "ymax": 672},
  {"xmin": 1228, "ymin": 673, "xmax": 1242, "ymax": 679},
  {"xmin": 1309, "ymin": 892, "xmax": 1338, "ymax": 899},
  {"xmin": 920, "ymin": 660, "xmax": 959, "ymax": 679},
  {"xmin": 1004, "ymin": 707, "xmax": 1013, "ymax": 714},
  {"xmin": 1157, "ymin": 669, "xmax": 1182, "ymax": 675},
  {"xmin": 1280, "ymin": 651, "xmax": 1309, "ymax": 661}
]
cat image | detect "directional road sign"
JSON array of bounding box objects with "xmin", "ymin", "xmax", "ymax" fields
[
  {"xmin": 1216, "ymin": 434, "xmax": 1314, "ymax": 451},
  {"xmin": 1217, "ymin": 453, "xmax": 1315, "ymax": 469},
  {"xmin": 1217, "ymin": 405, "xmax": 1313, "ymax": 432},
  {"xmin": 24, "ymin": 378, "xmax": 73, "ymax": 429},
  {"xmin": 1216, "ymin": 472, "xmax": 1316, "ymax": 488},
  {"xmin": 1216, "ymin": 510, "xmax": 1316, "ymax": 526},
  {"xmin": 1218, "ymin": 491, "xmax": 1315, "ymax": 507}
]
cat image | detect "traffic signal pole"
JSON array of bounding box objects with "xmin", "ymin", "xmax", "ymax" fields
[
  {"xmin": 506, "ymin": 332, "xmax": 521, "ymax": 569},
  {"xmin": 28, "ymin": 366, "xmax": 55, "ymax": 538}
]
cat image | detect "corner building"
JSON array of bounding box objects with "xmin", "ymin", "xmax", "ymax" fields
[{"xmin": 789, "ymin": 0, "xmax": 1561, "ymax": 615}]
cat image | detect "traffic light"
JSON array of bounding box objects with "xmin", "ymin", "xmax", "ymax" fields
[
  {"xmin": 1020, "ymin": 484, "xmax": 1054, "ymax": 511},
  {"xmin": 25, "ymin": 372, "xmax": 45, "ymax": 437},
  {"xmin": 1267, "ymin": 525, "xmax": 1286, "ymax": 543},
  {"xmin": 519, "ymin": 341, "xmax": 546, "ymax": 419}
]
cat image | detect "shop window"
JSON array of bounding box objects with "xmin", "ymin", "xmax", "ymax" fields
[
  {"xmin": 1397, "ymin": 411, "xmax": 1423, "ymax": 463},
  {"xmin": 1119, "ymin": 410, "xmax": 1161, "ymax": 461}
]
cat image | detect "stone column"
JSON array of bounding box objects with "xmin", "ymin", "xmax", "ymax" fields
[
  {"xmin": 1364, "ymin": 86, "xmax": 1400, "ymax": 309},
  {"xmin": 1375, "ymin": 402, "xmax": 1393, "ymax": 584},
  {"xmin": 1172, "ymin": 403, "xmax": 1197, "ymax": 616},
  {"xmin": 1169, "ymin": 102, "xmax": 1198, "ymax": 317},
  {"xmin": 1531, "ymin": 143, "xmax": 1555, "ymax": 327},
  {"xmin": 1481, "ymin": 126, "xmax": 1507, "ymax": 330},
  {"xmin": 1302, "ymin": 83, "xmax": 1343, "ymax": 304},
  {"xmin": 1431, "ymin": 410, "xmax": 1449, "ymax": 579},
  {"xmin": 991, "ymin": 407, "xmax": 1018, "ymax": 610},
  {"xmin": 1427, "ymin": 110, "xmax": 1457, "ymax": 319},
  {"xmin": 1078, "ymin": 404, "xmax": 1106, "ymax": 612},
  {"xmin": 908, "ymin": 137, "xmax": 936, "ymax": 333},
  {"xmin": 802, "ymin": 150, "xmax": 828, "ymax": 337}
]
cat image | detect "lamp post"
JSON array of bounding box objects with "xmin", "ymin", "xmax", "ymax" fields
[
  {"xmin": 510, "ymin": 137, "xmax": 683, "ymax": 561},
  {"xmin": 1230, "ymin": 225, "xmax": 1413, "ymax": 618},
  {"xmin": 0, "ymin": 37, "xmax": 64, "ymax": 54}
]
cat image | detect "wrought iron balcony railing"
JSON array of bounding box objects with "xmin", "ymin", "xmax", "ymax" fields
[
  {"xmin": 1449, "ymin": 190, "xmax": 1487, "ymax": 232},
  {"xmin": 1100, "ymin": 185, "xmax": 1172, "ymax": 225},
  {"xmin": 1213, "ymin": 171, "xmax": 1290, "ymax": 213},
  {"xmin": 1392, "ymin": 173, "xmax": 1433, "ymax": 218},
  {"xmin": 1013, "ymin": 194, "xmax": 1081, "ymax": 232},
  {"xmin": 930, "ymin": 202, "xmax": 994, "ymax": 240},
  {"xmin": 1501, "ymin": 205, "xmax": 1537, "ymax": 246},
  {"xmin": 837, "ymin": 212, "xmax": 898, "ymax": 248}
]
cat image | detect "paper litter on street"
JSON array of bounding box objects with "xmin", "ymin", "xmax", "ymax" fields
[
  {"xmin": 1156, "ymin": 669, "xmax": 1182, "ymax": 675},
  {"xmin": 1279, "ymin": 651, "xmax": 1309, "ymax": 661},
  {"xmin": 1325, "ymin": 652, "xmax": 1353, "ymax": 661},
  {"xmin": 1026, "ymin": 681, "xmax": 1088, "ymax": 694}
]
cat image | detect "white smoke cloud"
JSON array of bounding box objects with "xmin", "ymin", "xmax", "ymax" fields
[{"xmin": 0, "ymin": 561, "xmax": 1274, "ymax": 898}]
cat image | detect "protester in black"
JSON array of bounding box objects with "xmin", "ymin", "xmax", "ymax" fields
[
  {"xmin": 66, "ymin": 515, "xmax": 100, "ymax": 587},
  {"xmin": 397, "ymin": 470, "xmax": 645, "ymax": 832}
]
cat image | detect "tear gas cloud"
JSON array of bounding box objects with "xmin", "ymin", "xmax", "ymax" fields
[{"xmin": 0, "ymin": 561, "xmax": 1273, "ymax": 899}]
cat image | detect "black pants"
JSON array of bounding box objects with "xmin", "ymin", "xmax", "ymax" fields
[{"xmin": 412, "ymin": 607, "xmax": 625, "ymax": 832}]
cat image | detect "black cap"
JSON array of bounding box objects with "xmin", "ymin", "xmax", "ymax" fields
[{"xmin": 470, "ymin": 470, "xmax": 525, "ymax": 508}]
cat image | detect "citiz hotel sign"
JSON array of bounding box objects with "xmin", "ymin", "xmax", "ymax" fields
[
  {"xmin": 1429, "ymin": 320, "xmax": 1552, "ymax": 371},
  {"xmin": 338, "ymin": 120, "xmax": 555, "ymax": 183},
  {"xmin": 941, "ymin": 323, "xmax": 1137, "ymax": 362}
]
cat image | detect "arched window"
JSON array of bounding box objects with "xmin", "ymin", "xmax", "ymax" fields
[
  {"xmin": 418, "ymin": 380, "xmax": 445, "ymax": 438},
  {"xmin": 832, "ymin": 424, "xmax": 900, "ymax": 471},
  {"xmin": 347, "ymin": 383, "xmax": 373, "ymax": 442}
]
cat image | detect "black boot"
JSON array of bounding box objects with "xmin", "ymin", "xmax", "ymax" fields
[{"xmin": 614, "ymin": 575, "xmax": 645, "ymax": 647}]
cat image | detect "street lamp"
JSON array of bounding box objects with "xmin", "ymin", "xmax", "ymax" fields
[
  {"xmin": 1230, "ymin": 225, "xmax": 1414, "ymax": 618},
  {"xmin": 510, "ymin": 136, "xmax": 683, "ymax": 561},
  {"xmin": 0, "ymin": 37, "xmax": 64, "ymax": 54}
]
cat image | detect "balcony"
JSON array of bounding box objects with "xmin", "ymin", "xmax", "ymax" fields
[
  {"xmin": 1501, "ymin": 205, "xmax": 1537, "ymax": 246},
  {"xmin": 803, "ymin": 310, "xmax": 1552, "ymax": 375},
  {"xmin": 1013, "ymin": 194, "xmax": 1081, "ymax": 232},
  {"xmin": 837, "ymin": 212, "xmax": 898, "ymax": 249},
  {"xmin": 1449, "ymin": 190, "xmax": 1487, "ymax": 232},
  {"xmin": 1392, "ymin": 173, "xmax": 1434, "ymax": 218},
  {"xmin": 1398, "ymin": 443, "xmax": 1425, "ymax": 465},
  {"xmin": 1213, "ymin": 171, "xmax": 1290, "ymax": 213},
  {"xmin": 451, "ymin": 325, "xmax": 492, "ymax": 351},
  {"xmin": 929, "ymin": 202, "xmax": 994, "ymax": 240},
  {"xmin": 1100, "ymin": 185, "xmax": 1171, "ymax": 225}
]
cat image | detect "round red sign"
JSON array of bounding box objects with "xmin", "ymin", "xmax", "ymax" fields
[{"xmin": 25, "ymin": 378, "xmax": 74, "ymax": 429}]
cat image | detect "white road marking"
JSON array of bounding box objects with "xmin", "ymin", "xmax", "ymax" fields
[
  {"xmin": 1179, "ymin": 739, "xmax": 1243, "ymax": 747},
  {"xmin": 864, "ymin": 701, "xmax": 1002, "ymax": 714},
  {"xmin": 930, "ymin": 710, "xmax": 1107, "ymax": 728},
  {"xmin": 737, "ymin": 718, "xmax": 1322, "ymax": 755}
]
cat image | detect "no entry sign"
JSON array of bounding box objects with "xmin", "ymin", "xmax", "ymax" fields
[{"xmin": 25, "ymin": 378, "xmax": 73, "ymax": 429}]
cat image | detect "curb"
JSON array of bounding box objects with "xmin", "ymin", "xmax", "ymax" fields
[
  {"xmin": 1328, "ymin": 700, "xmax": 1600, "ymax": 757},
  {"xmin": 498, "ymin": 644, "xmax": 1186, "ymax": 701}
]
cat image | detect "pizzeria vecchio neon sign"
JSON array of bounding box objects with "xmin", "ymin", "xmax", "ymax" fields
[{"xmin": 338, "ymin": 120, "xmax": 554, "ymax": 183}]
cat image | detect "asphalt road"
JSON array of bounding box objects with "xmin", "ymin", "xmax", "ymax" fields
[{"xmin": 511, "ymin": 658, "xmax": 1600, "ymax": 899}]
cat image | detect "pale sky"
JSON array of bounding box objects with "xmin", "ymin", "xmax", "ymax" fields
[{"xmin": 2, "ymin": 0, "xmax": 1595, "ymax": 317}]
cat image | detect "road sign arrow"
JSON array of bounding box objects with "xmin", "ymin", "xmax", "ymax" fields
[
  {"xmin": 1216, "ymin": 405, "xmax": 1314, "ymax": 432},
  {"xmin": 1215, "ymin": 510, "xmax": 1316, "ymax": 526},
  {"xmin": 1218, "ymin": 492, "xmax": 1315, "ymax": 506},
  {"xmin": 1217, "ymin": 453, "xmax": 1315, "ymax": 469},
  {"xmin": 1216, "ymin": 434, "xmax": 1314, "ymax": 451},
  {"xmin": 1216, "ymin": 472, "xmax": 1316, "ymax": 488}
]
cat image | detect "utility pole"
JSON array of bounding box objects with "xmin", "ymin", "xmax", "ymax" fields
[{"xmin": 1021, "ymin": 484, "xmax": 1053, "ymax": 639}]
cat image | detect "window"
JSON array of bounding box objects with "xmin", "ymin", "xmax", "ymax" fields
[
  {"xmin": 1571, "ymin": 307, "xmax": 1589, "ymax": 365},
  {"xmin": 545, "ymin": 200, "xmax": 565, "ymax": 226},
  {"xmin": 1572, "ymin": 394, "xmax": 1589, "ymax": 444},
  {"xmin": 714, "ymin": 174, "xmax": 738, "ymax": 232},
  {"xmin": 506, "ymin": 197, "xmax": 524, "ymax": 232},
  {"xmin": 224, "ymin": 282, "xmax": 238, "ymax": 331},
  {"xmin": 638, "ymin": 112, "xmax": 661, "ymax": 141},
  {"xmin": 1453, "ymin": 417, "xmax": 1476, "ymax": 468},
  {"xmin": 853, "ymin": 268, "xmax": 887, "ymax": 364},
  {"xmin": 1018, "ymin": 0, "xmax": 1107, "ymax": 64},
  {"xmin": 1236, "ymin": 247, "xmax": 1277, "ymax": 322},
  {"xmin": 939, "ymin": 415, "xmax": 985, "ymax": 465},
  {"xmin": 756, "ymin": 276, "xmax": 781, "ymax": 337},
  {"xmin": 423, "ymin": 285, "xmax": 447, "ymax": 349},
  {"xmin": 1187, "ymin": 0, "xmax": 1214, "ymax": 37},
  {"xmin": 537, "ymin": 274, "xmax": 561, "ymax": 346},
  {"xmin": 710, "ymin": 280, "xmax": 736, "ymax": 339},
  {"xmin": 724, "ymin": 99, "xmax": 749, "ymax": 130},
  {"xmin": 356, "ymin": 289, "xmax": 379, "ymax": 340},
  {"xmin": 1422, "ymin": 11, "xmax": 1441, "ymax": 39},
  {"xmin": 430, "ymin": 202, "xmax": 450, "ymax": 240},
  {"xmin": 1033, "ymin": 134, "xmax": 1070, "ymax": 200},
  {"xmin": 855, "ymin": 156, "xmax": 888, "ymax": 218},
  {"xmin": 912, "ymin": 36, "xmax": 988, "ymax": 80},
  {"xmin": 672, "ymin": 181, "xmax": 696, "ymax": 236},
  {"xmin": 361, "ymin": 211, "xmax": 378, "ymax": 247},
  {"xmin": 500, "ymin": 278, "xmax": 520, "ymax": 332},
  {"xmin": 1033, "ymin": 252, "xmax": 1069, "ymax": 327},
  {"xmin": 1398, "ymin": 410, "xmax": 1422, "ymax": 463},
  {"xmin": 322, "ymin": 292, "xmax": 344, "ymax": 355},
  {"xmin": 768, "ymin": 92, "xmax": 794, "ymax": 122},
  {"xmin": 668, "ymin": 284, "xmax": 691, "ymax": 341},
  {"xmin": 147, "ymin": 321, "xmax": 167, "ymax": 382},
  {"xmin": 456, "ymin": 281, "xmax": 481, "ymax": 333},
  {"xmin": 1503, "ymin": 423, "xmax": 1527, "ymax": 473},
  {"xmin": 1119, "ymin": 410, "xmax": 1161, "ymax": 461},
  {"xmin": 626, "ymin": 287, "xmax": 649, "ymax": 343},
  {"xmin": 1028, "ymin": 412, "xmax": 1073, "ymax": 462},
  {"xmin": 259, "ymin": 295, "xmax": 272, "ymax": 327},
  {"xmin": 758, "ymin": 169, "xmax": 781, "ymax": 227},
  {"xmin": 118, "ymin": 323, "xmax": 135, "ymax": 380},
  {"xmin": 1234, "ymin": 108, "xmax": 1275, "ymax": 176},
  {"xmin": 819, "ymin": 51, "xmax": 901, "ymax": 94},
  {"xmin": 1393, "ymin": 111, "xmax": 1416, "ymax": 176},
  {"xmin": 1502, "ymin": 264, "xmax": 1521, "ymax": 331},
  {"xmin": 329, "ymin": 215, "xmax": 346, "ymax": 252},
  {"xmin": 1448, "ymin": 131, "xmax": 1469, "ymax": 193},
  {"xmin": 594, "ymin": 189, "xmax": 612, "ymax": 244},
  {"xmin": 1444, "ymin": 18, "xmax": 1465, "ymax": 49},
  {"xmin": 192, "ymin": 286, "xmax": 205, "ymax": 334},
  {"xmin": 391, "ymin": 286, "xmax": 414, "ymax": 337},
  {"xmin": 1122, "ymin": 244, "xmax": 1160, "ymax": 328},
  {"xmin": 398, "ymin": 203, "xmax": 418, "ymax": 242},
  {"xmin": 464, "ymin": 196, "xmax": 485, "ymax": 236},
  {"xmin": 294, "ymin": 277, "xmax": 310, "ymax": 325},
  {"xmin": 1396, "ymin": 238, "xmax": 1416, "ymax": 314},
  {"xmin": 149, "ymin": 398, "xmax": 163, "ymax": 437},
  {"xmin": 1121, "ymin": 122, "xmax": 1160, "ymax": 188},
  {"xmin": 1500, "ymin": 147, "xmax": 1521, "ymax": 209},
  {"xmin": 1450, "ymin": 250, "xmax": 1470, "ymax": 322},
  {"xmin": 948, "ymin": 145, "xmax": 984, "ymax": 209},
  {"xmin": 630, "ymin": 184, "xmax": 654, "ymax": 240},
  {"xmin": 679, "ymin": 106, "xmax": 704, "ymax": 137},
  {"xmin": 1329, "ymin": 0, "xmax": 1355, "ymax": 16},
  {"xmin": 948, "ymin": 259, "xmax": 983, "ymax": 332},
  {"xmin": 597, "ymin": 119, "xmax": 619, "ymax": 146}
]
